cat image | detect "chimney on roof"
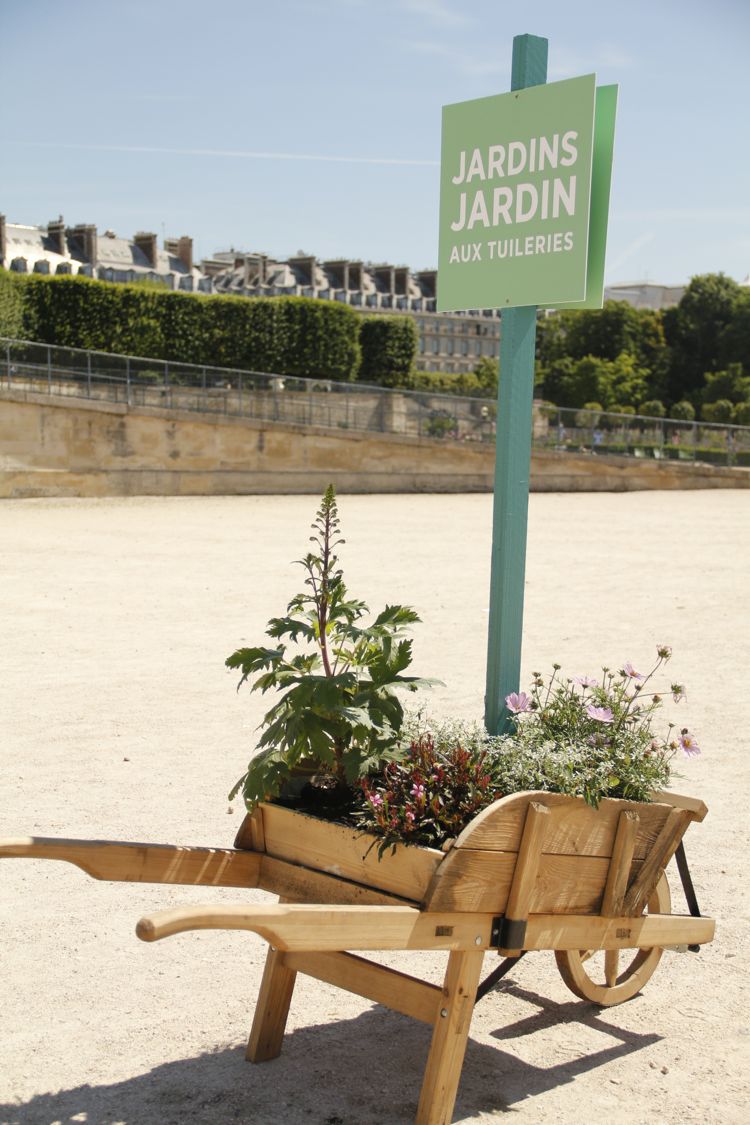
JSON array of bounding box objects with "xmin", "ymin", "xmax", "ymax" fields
[
  {"xmin": 0, "ymin": 215, "xmax": 6, "ymax": 265},
  {"xmin": 134, "ymin": 231, "xmax": 158, "ymax": 268},
  {"xmin": 47, "ymin": 217, "xmax": 66, "ymax": 256},
  {"xmin": 68, "ymin": 223, "xmax": 98, "ymax": 265},
  {"xmin": 164, "ymin": 235, "xmax": 193, "ymax": 273}
]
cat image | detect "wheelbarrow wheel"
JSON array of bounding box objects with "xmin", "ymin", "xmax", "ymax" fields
[{"xmin": 555, "ymin": 873, "xmax": 672, "ymax": 1006}]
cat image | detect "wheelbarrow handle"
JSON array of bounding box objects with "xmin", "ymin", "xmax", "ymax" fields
[{"xmin": 0, "ymin": 836, "xmax": 261, "ymax": 887}]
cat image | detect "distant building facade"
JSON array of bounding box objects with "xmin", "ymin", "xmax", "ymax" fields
[
  {"xmin": 0, "ymin": 213, "xmax": 500, "ymax": 375},
  {"xmin": 602, "ymin": 281, "xmax": 686, "ymax": 310},
  {"xmin": 0, "ymin": 212, "xmax": 689, "ymax": 378}
]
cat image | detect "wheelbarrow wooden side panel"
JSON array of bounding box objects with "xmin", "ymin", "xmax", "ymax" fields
[
  {"xmin": 424, "ymin": 791, "xmax": 700, "ymax": 915},
  {"xmin": 234, "ymin": 802, "xmax": 443, "ymax": 903}
]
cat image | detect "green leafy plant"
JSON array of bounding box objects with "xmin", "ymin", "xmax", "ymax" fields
[{"xmin": 227, "ymin": 486, "xmax": 432, "ymax": 808}]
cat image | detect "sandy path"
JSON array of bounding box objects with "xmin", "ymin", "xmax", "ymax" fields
[{"xmin": 1, "ymin": 491, "xmax": 748, "ymax": 1124}]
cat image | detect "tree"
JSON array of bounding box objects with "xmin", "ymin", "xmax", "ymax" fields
[
  {"xmin": 540, "ymin": 351, "xmax": 649, "ymax": 412},
  {"xmin": 702, "ymin": 363, "xmax": 750, "ymax": 406},
  {"xmin": 663, "ymin": 273, "xmax": 742, "ymax": 403},
  {"xmin": 536, "ymin": 301, "xmax": 668, "ymax": 407},
  {"xmin": 718, "ymin": 287, "xmax": 750, "ymax": 375}
]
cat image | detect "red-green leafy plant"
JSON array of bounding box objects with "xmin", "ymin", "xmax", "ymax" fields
[{"xmin": 354, "ymin": 732, "xmax": 500, "ymax": 851}]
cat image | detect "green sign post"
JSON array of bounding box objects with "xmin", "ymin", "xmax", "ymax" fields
[{"xmin": 436, "ymin": 34, "xmax": 616, "ymax": 734}]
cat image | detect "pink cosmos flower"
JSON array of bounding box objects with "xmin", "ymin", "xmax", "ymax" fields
[
  {"xmin": 657, "ymin": 644, "xmax": 672, "ymax": 660},
  {"xmin": 672, "ymin": 683, "xmax": 687, "ymax": 703},
  {"xmin": 505, "ymin": 691, "xmax": 532, "ymax": 714},
  {"xmin": 586, "ymin": 705, "xmax": 614, "ymax": 724},
  {"xmin": 370, "ymin": 793, "xmax": 384, "ymax": 807},
  {"xmin": 622, "ymin": 662, "xmax": 645, "ymax": 681},
  {"xmin": 574, "ymin": 676, "xmax": 599, "ymax": 688},
  {"xmin": 679, "ymin": 731, "xmax": 701, "ymax": 757}
]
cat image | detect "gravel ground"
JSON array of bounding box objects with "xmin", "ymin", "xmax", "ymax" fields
[{"xmin": 1, "ymin": 491, "xmax": 748, "ymax": 1125}]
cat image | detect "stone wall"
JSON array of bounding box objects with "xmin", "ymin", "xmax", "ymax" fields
[{"xmin": 1, "ymin": 388, "xmax": 748, "ymax": 498}]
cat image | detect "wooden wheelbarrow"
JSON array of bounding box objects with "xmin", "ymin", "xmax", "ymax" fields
[{"xmin": 1, "ymin": 790, "xmax": 714, "ymax": 1125}]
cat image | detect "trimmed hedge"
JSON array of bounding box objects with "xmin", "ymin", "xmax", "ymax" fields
[
  {"xmin": 0, "ymin": 270, "xmax": 363, "ymax": 382},
  {"xmin": 357, "ymin": 314, "xmax": 417, "ymax": 386},
  {"xmin": 0, "ymin": 269, "xmax": 25, "ymax": 339}
]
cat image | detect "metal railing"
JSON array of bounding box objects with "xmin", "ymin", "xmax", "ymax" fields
[
  {"xmin": 2, "ymin": 338, "xmax": 749, "ymax": 467},
  {"xmin": 536, "ymin": 405, "xmax": 750, "ymax": 468}
]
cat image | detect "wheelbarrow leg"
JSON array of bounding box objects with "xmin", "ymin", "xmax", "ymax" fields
[
  {"xmin": 246, "ymin": 898, "xmax": 297, "ymax": 1063},
  {"xmin": 415, "ymin": 949, "xmax": 484, "ymax": 1125}
]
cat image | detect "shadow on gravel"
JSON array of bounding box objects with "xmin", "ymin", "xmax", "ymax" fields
[{"xmin": 1, "ymin": 995, "xmax": 660, "ymax": 1125}]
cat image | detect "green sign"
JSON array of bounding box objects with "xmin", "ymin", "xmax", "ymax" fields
[
  {"xmin": 438, "ymin": 74, "xmax": 597, "ymax": 310},
  {"xmin": 548, "ymin": 83, "xmax": 618, "ymax": 310}
]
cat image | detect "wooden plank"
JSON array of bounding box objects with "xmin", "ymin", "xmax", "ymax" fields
[
  {"xmin": 234, "ymin": 808, "xmax": 266, "ymax": 851},
  {"xmin": 424, "ymin": 850, "xmax": 632, "ymax": 914},
  {"xmin": 452, "ymin": 791, "xmax": 675, "ymax": 858},
  {"xmin": 599, "ymin": 810, "xmax": 640, "ymax": 987},
  {"xmin": 0, "ymin": 837, "xmax": 262, "ymax": 887},
  {"xmin": 284, "ymin": 951, "xmax": 441, "ymax": 1025},
  {"xmin": 502, "ymin": 802, "xmax": 550, "ymax": 955},
  {"xmin": 136, "ymin": 902, "xmax": 715, "ymax": 953},
  {"xmin": 523, "ymin": 911, "xmax": 715, "ymax": 952},
  {"xmin": 246, "ymin": 897, "xmax": 297, "ymax": 1064},
  {"xmin": 259, "ymin": 803, "xmax": 442, "ymax": 900},
  {"xmin": 415, "ymin": 950, "xmax": 485, "ymax": 1125},
  {"xmin": 601, "ymin": 810, "xmax": 639, "ymax": 916},
  {"xmin": 623, "ymin": 808, "xmax": 693, "ymax": 916},
  {"xmin": 136, "ymin": 903, "xmax": 483, "ymax": 950},
  {"xmin": 652, "ymin": 790, "xmax": 708, "ymax": 821},
  {"xmin": 258, "ymin": 854, "xmax": 415, "ymax": 906}
]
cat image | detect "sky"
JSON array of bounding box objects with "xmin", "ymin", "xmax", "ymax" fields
[{"xmin": 2, "ymin": 0, "xmax": 749, "ymax": 287}]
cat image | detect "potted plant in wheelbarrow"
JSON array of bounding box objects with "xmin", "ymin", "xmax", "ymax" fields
[{"xmin": 225, "ymin": 487, "xmax": 712, "ymax": 998}]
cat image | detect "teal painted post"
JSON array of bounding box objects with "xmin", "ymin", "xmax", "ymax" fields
[{"xmin": 484, "ymin": 34, "xmax": 548, "ymax": 735}]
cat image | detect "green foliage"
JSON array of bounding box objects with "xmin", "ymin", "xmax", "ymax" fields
[
  {"xmin": 424, "ymin": 411, "xmax": 457, "ymax": 438},
  {"xmin": 701, "ymin": 398, "xmax": 735, "ymax": 424},
  {"xmin": 472, "ymin": 355, "xmax": 499, "ymax": 395},
  {"xmin": 2, "ymin": 271, "xmax": 364, "ymax": 382},
  {"xmin": 346, "ymin": 645, "xmax": 701, "ymax": 846},
  {"xmin": 227, "ymin": 487, "xmax": 433, "ymax": 809},
  {"xmin": 358, "ymin": 314, "xmax": 417, "ymax": 386},
  {"xmin": 499, "ymin": 649, "xmax": 695, "ymax": 808},
  {"xmin": 663, "ymin": 273, "xmax": 742, "ymax": 402},
  {"xmin": 536, "ymin": 283, "xmax": 750, "ymax": 415},
  {"xmin": 670, "ymin": 400, "xmax": 696, "ymax": 422},
  {"xmin": 540, "ymin": 350, "xmax": 649, "ymax": 412},
  {"xmin": 702, "ymin": 362, "xmax": 750, "ymax": 406},
  {"xmin": 408, "ymin": 368, "xmax": 495, "ymax": 398},
  {"xmin": 638, "ymin": 399, "xmax": 666, "ymax": 418},
  {"xmin": 734, "ymin": 401, "xmax": 750, "ymax": 427},
  {"xmin": 717, "ymin": 287, "xmax": 750, "ymax": 374},
  {"xmin": 0, "ymin": 269, "xmax": 24, "ymax": 338},
  {"xmin": 354, "ymin": 729, "xmax": 498, "ymax": 851}
]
